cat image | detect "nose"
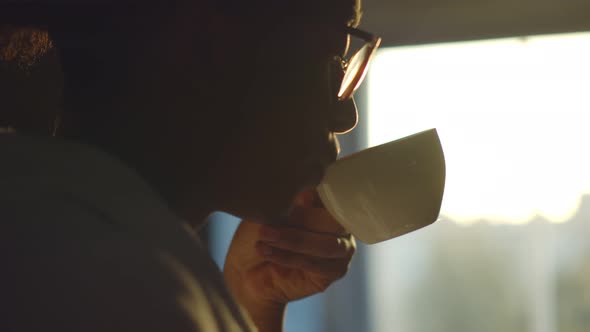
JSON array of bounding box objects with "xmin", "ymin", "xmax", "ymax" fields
[{"xmin": 329, "ymin": 96, "xmax": 358, "ymax": 134}]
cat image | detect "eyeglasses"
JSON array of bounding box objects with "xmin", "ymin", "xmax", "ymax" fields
[{"xmin": 332, "ymin": 27, "xmax": 382, "ymax": 101}]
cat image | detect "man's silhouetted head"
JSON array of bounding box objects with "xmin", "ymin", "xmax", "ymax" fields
[{"xmin": 0, "ymin": 0, "xmax": 365, "ymax": 224}]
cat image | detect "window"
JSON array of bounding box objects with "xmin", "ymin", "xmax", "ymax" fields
[{"xmin": 367, "ymin": 32, "xmax": 590, "ymax": 332}]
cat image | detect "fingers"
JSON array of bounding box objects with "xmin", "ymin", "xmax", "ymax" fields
[
  {"xmin": 249, "ymin": 190, "xmax": 356, "ymax": 281},
  {"xmin": 255, "ymin": 242, "xmax": 352, "ymax": 280},
  {"xmin": 259, "ymin": 225, "xmax": 356, "ymax": 259}
]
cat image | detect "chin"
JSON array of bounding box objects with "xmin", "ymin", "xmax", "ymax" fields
[{"xmin": 231, "ymin": 190, "xmax": 296, "ymax": 224}]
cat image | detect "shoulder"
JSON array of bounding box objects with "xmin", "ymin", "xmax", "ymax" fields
[
  {"xmin": 1, "ymin": 196, "xmax": 209, "ymax": 331},
  {"xmin": 0, "ymin": 135, "xmax": 255, "ymax": 331},
  {"xmin": 2, "ymin": 196, "xmax": 256, "ymax": 331}
]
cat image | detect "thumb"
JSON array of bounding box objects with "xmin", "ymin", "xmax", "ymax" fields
[
  {"xmin": 293, "ymin": 189, "xmax": 325, "ymax": 209},
  {"xmin": 288, "ymin": 190, "xmax": 346, "ymax": 235}
]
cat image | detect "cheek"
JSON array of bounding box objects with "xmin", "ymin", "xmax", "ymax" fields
[
  {"xmin": 229, "ymin": 117, "xmax": 311, "ymax": 190},
  {"xmin": 216, "ymin": 129, "xmax": 305, "ymax": 220},
  {"xmin": 221, "ymin": 59, "xmax": 332, "ymax": 174},
  {"xmin": 245, "ymin": 122, "xmax": 304, "ymax": 169}
]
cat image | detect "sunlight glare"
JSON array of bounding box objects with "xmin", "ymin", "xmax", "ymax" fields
[{"xmin": 368, "ymin": 33, "xmax": 590, "ymax": 224}]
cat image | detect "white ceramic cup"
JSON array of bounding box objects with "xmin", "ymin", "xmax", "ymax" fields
[{"xmin": 317, "ymin": 128, "xmax": 446, "ymax": 244}]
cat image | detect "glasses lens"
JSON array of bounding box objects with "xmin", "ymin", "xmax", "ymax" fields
[{"xmin": 338, "ymin": 43, "xmax": 373, "ymax": 100}]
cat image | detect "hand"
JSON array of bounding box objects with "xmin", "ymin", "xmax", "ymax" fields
[{"xmin": 223, "ymin": 190, "xmax": 356, "ymax": 331}]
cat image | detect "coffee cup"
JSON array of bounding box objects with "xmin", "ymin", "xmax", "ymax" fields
[{"xmin": 317, "ymin": 128, "xmax": 446, "ymax": 244}]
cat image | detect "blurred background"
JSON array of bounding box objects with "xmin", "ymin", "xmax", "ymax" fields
[{"xmin": 208, "ymin": 0, "xmax": 590, "ymax": 331}]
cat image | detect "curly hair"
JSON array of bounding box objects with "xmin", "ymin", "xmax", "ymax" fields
[{"xmin": 0, "ymin": 25, "xmax": 53, "ymax": 65}]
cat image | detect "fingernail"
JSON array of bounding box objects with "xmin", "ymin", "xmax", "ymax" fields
[{"xmin": 260, "ymin": 227, "xmax": 281, "ymax": 242}]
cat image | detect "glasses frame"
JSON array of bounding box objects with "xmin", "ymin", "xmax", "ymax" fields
[{"xmin": 333, "ymin": 27, "xmax": 382, "ymax": 101}]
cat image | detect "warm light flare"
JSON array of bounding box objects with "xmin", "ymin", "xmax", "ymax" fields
[{"xmin": 368, "ymin": 32, "xmax": 590, "ymax": 224}]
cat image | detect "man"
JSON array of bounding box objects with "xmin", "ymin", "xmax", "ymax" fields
[{"xmin": 0, "ymin": 0, "xmax": 379, "ymax": 330}]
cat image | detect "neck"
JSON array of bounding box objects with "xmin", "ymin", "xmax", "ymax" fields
[{"xmin": 53, "ymin": 30, "xmax": 222, "ymax": 230}]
